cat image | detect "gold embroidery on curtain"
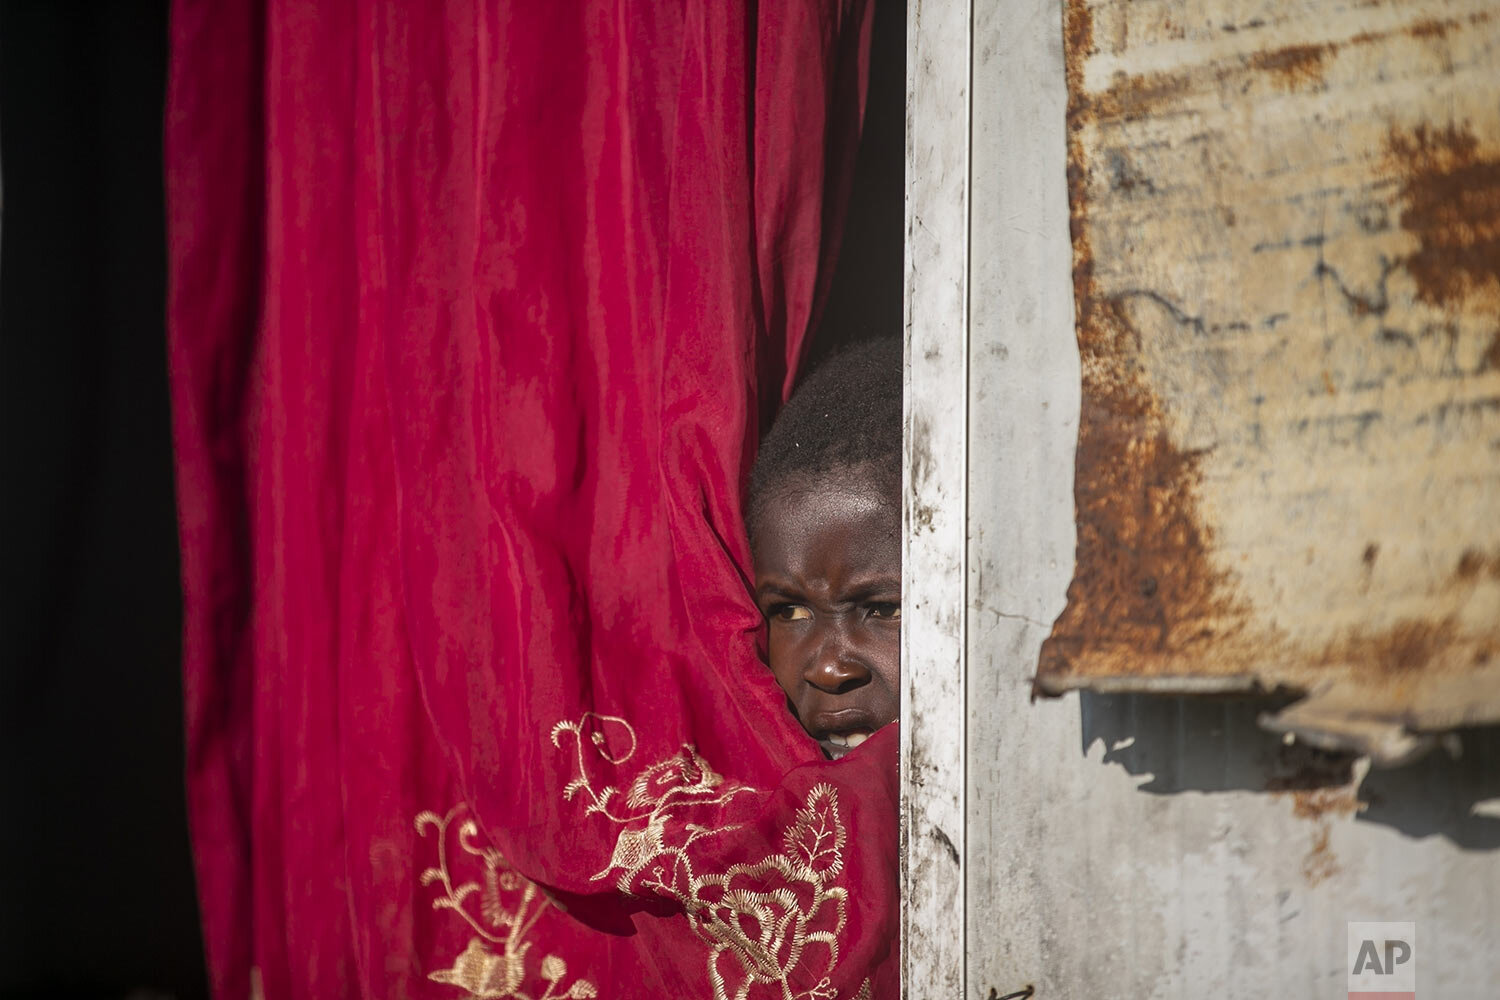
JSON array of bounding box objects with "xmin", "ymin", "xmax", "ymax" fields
[
  {"xmin": 417, "ymin": 805, "xmax": 599, "ymax": 1000},
  {"xmin": 552, "ymin": 712, "xmax": 867, "ymax": 1000}
]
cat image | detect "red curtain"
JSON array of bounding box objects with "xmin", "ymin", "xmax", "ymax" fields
[{"xmin": 166, "ymin": 1, "xmax": 896, "ymax": 998}]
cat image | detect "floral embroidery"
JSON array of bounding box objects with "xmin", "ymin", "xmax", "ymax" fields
[
  {"xmin": 551, "ymin": 712, "xmax": 868, "ymax": 1000},
  {"xmin": 417, "ymin": 805, "xmax": 599, "ymax": 1000}
]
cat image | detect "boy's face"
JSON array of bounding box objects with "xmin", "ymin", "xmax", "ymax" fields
[{"xmin": 751, "ymin": 474, "xmax": 900, "ymax": 759}]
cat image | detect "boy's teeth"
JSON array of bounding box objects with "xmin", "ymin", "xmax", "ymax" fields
[
  {"xmin": 845, "ymin": 732, "xmax": 869, "ymax": 748},
  {"xmin": 828, "ymin": 733, "xmax": 849, "ymax": 747}
]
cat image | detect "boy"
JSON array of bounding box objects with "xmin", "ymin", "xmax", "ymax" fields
[{"xmin": 748, "ymin": 337, "xmax": 902, "ymax": 759}]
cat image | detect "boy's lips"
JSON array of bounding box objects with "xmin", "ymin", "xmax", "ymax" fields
[
  {"xmin": 803, "ymin": 707, "xmax": 881, "ymax": 759},
  {"xmin": 820, "ymin": 730, "xmax": 872, "ymax": 758}
]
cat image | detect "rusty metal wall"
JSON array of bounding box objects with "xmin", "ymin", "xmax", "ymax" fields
[
  {"xmin": 905, "ymin": 0, "xmax": 1500, "ymax": 995},
  {"xmin": 1034, "ymin": 0, "xmax": 1500, "ymax": 762}
]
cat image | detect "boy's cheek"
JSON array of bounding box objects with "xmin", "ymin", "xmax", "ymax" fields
[{"xmin": 764, "ymin": 641, "xmax": 800, "ymax": 699}]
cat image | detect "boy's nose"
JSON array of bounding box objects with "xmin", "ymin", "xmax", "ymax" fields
[{"xmin": 803, "ymin": 632, "xmax": 871, "ymax": 693}]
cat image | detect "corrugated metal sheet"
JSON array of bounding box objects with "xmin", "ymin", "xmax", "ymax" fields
[{"xmin": 1035, "ymin": 0, "xmax": 1500, "ymax": 762}]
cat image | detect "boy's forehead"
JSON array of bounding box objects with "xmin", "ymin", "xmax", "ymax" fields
[
  {"xmin": 774, "ymin": 464, "xmax": 898, "ymax": 514},
  {"xmin": 752, "ymin": 478, "xmax": 900, "ymax": 566}
]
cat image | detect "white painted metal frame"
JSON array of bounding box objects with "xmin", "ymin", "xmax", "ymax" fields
[
  {"xmin": 900, "ymin": 0, "xmax": 971, "ymax": 992},
  {"xmin": 903, "ymin": 0, "xmax": 1078, "ymax": 994},
  {"xmin": 963, "ymin": 0, "xmax": 1079, "ymax": 993}
]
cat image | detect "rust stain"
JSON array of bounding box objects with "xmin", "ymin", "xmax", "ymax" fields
[
  {"xmin": 1346, "ymin": 11, "xmax": 1488, "ymax": 48},
  {"xmin": 1362, "ymin": 543, "xmax": 1380, "ymax": 567},
  {"xmin": 1249, "ymin": 43, "xmax": 1330, "ymax": 90},
  {"xmin": 1266, "ymin": 742, "xmax": 1357, "ymax": 793},
  {"xmin": 1386, "ymin": 123, "xmax": 1500, "ymax": 309},
  {"xmin": 1301, "ymin": 824, "xmax": 1340, "ymax": 887},
  {"xmin": 1455, "ymin": 548, "xmax": 1487, "ymax": 581},
  {"xmin": 1482, "ymin": 330, "xmax": 1500, "ymax": 371},
  {"xmin": 1076, "ymin": 14, "xmax": 1500, "ymax": 128},
  {"xmin": 1082, "ymin": 39, "xmax": 1341, "ymax": 122},
  {"xmin": 1380, "ymin": 619, "xmax": 1447, "ymax": 674},
  {"xmin": 1038, "ymin": 1, "xmax": 1249, "ymax": 688},
  {"xmin": 1452, "ymin": 548, "xmax": 1500, "ymax": 583},
  {"xmin": 1286, "ymin": 787, "xmax": 1361, "ymax": 821},
  {"xmin": 1061, "ymin": 0, "xmax": 1091, "ymax": 103},
  {"xmin": 1089, "ymin": 69, "xmax": 1196, "ymax": 123},
  {"xmin": 1066, "ymin": 4, "xmax": 1190, "ymax": 125},
  {"xmin": 1318, "ymin": 616, "xmax": 1463, "ymax": 677},
  {"xmin": 1408, "ymin": 18, "xmax": 1456, "ymax": 40}
]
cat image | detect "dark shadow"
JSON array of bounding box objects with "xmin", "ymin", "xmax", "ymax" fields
[
  {"xmin": 1079, "ymin": 690, "xmax": 1331, "ymax": 794},
  {"xmin": 805, "ymin": 0, "xmax": 906, "ymax": 366},
  {"xmin": 1080, "ymin": 692, "xmax": 1500, "ymax": 851},
  {"xmin": 1, "ymin": 2, "xmax": 207, "ymax": 996},
  {"xmin": 1357, "ymin": 727, "xmax": 1500, "ymax": 851}
]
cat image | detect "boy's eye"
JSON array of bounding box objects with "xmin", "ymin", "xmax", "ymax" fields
[
  {"xmin": 867, "ymin": 602, "xmax": 901, "ymax": 621},
  {"xmin": 771, "ymin": 604, "xmax": 812, "ymax": 621}
]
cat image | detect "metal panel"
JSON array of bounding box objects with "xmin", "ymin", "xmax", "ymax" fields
[
  {"xmin": 964, "ymin": 0, "xmax": 1081, "ymax": 995},
  {"xmin": 972, "ymin": 693, "xmax": 1500, "ymax": 996},
  {"xmin": 1034, "ymin": 0, "xmax": 1500, "ymax": 762},
  {"xmin": 902, "ymin": 0, "xmax": 969, "ymax": 993},
  {"xmin": 898, "ymin": 0, "xmax": 1500, "ymax": 995}
]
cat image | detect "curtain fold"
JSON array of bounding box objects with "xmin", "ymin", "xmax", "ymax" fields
[{"xmin": 166, "ymin": 2, "xmax": 895, "ymax": 998}]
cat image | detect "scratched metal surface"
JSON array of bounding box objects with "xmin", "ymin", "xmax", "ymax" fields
[
  {"xmin": 901, "ymin": 0, "xmax": 970, "ymax": 991},
  {"xmin": 1035, "ymin": 0, "xmax": 1500, "ymax": 761}
]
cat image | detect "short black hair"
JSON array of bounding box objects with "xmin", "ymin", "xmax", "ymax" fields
[{"xmin": 748, "ymin": 336, "xmax": 903, "ymax": 535}]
